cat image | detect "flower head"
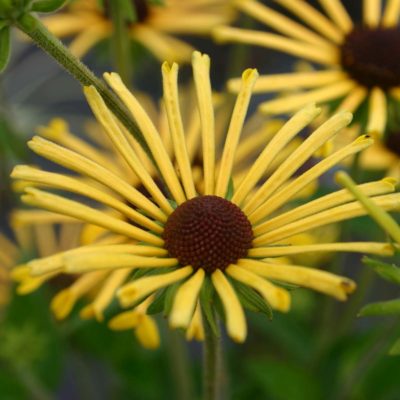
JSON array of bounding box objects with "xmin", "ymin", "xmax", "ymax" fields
[
  {"xmin": 13, "ymin": 52, "xmax": 400, "ymax": 342},
  {"xmin": 8, "ymin": 119, "xmax": 163, "ymax": 349},
  {"xmin": 41, "ymin": 0, "xmax": 235, "ymax": 62},
  {"xmin": 214, "ymin": 0, "xmax": 400, "ymax": 136}
]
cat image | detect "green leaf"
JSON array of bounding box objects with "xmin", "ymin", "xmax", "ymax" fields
[
  {"xmin": 233, "ymin": 280, "xmax": 273, "ymax": 319},
  {"xmin": 225, "ymin": 177, "xmax": 234, "ymax": 200},
  {"xmin": 389, "ymin": 338, "xmax": 400, "ymax": 356},
  {"xmin": 146, "ymin": 289, "xmax": 167, "ymax": 315},
  {"xmin": 363, "ymin": 256, "xmax": 400, "ymax": 285},
  {"xmin": 199, "ymin": 276, "xmax": 219, "ymax": 336},
  {"xmin": 163, "ymin": 282, "xmax": 180, "ymax": 316},
  {"xmin": 247, "ymin": 359, "xmax": 321, "ymax": 400},
  {"xmin": 31, "ymin": 0, "xmax": 68, "ymax": 12},
  {"xmin": 0, "ymin": 26, "xmax": 10, "ymax": 72},
  {"xmin": 358, "ymin": 298, "xmax": 400, "ymax": 317},
  {"xmin": 147, "ymin": 0, "xmax": 165, "ymax": 5},
  {"xmin": 16, "ymin": 12, "xmax": 37, "ymax": 32}
]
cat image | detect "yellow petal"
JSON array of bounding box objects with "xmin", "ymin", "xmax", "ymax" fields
[
  {"xmin": 211, "ymin": 269, "xmax": 246, "ymax": 343},
  {"xmin": 226, "ymin": 265, "xmax": 290, "ymax": 312},
  {"xmin": 169, "ymin": 269, "xmax": 205, "ymax": 329}
]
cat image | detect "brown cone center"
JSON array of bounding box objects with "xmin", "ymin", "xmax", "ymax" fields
[
  {"xmin": 103, "ymin": 0, "xmax": 150, "ymax": 23},
  {"xmin": 340, "ymin": 26, "xmax": 400, "ymax": 89},
  {"xmin": 163, "ymin": 196, "xmax": 253, "ymax": 274}
]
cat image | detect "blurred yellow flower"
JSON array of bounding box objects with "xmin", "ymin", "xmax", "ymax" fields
[
  {"xmin": 214, "ymin": 0, "xmax": 400, "ymax": 136},
  {"xmin": 12, "ymin": 52, "xmax": 400, "ymax": 342},
  {"xmin": 9, "ymin": 119, "xmax": 163, "ymax": 349},
  {"xmin": 42, "ymin": 0, "xmax": 235, "ymax": 62}
]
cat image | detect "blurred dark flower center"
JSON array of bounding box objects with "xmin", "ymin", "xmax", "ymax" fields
[
  {"xmin": 340, "ymin": 26, "xmax": 400, "ymax": 89},
  {"xmin": 163, "ymin": 195, "xmax": 253, "ymax": 274},
  {"xmin": 103, "ymin": 0, "xmax": 150, "ymax": 23},
  {"xmin": 385, "ymin": 130, "xmax": 400, "ymax": 156}
]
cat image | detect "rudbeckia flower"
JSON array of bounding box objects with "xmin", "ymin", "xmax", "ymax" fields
[
  {"xmin": 41, "ymin": 0, "xmax": 235, "ymax": 62},
  {"xmin": 12, "ymin": 52, "xmax": 400, "ymax": 343},
  {"xmin": 214, "ymin": 0, "xmax": 400, "ymax": 136}
]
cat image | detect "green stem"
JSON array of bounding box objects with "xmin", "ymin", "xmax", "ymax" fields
[
  {"xmin": 336, "ymin": 266, "xmax": 375, "ymax": 336},
  {"xmin": 203, "ymin": 318, "xmax": 222, "ymax": 400},
  {"xmin": 165, "ymin": 328, "xmax": 194, "ymax": 400},
  {"xmin": 109, "ymin": 0, "xmax": 132, "ymax": 84},
  {"xmin": 12, "ymin": 363, "xmax": 53, "ymax": 400},
  {"xmin": 334, "ymin": 317, "xmax": 400, "ymax": 400},
  {"xmin": 14, "ymin": 14, "xmax": 150, "ymax": 155}
]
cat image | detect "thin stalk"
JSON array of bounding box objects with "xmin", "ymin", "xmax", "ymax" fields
[
  {"xmin": 165, "ymin": 328, "xmax": 194, "ymax": 400},
  {"xmin": 14, "ymin": 14, "xmax": 150, "ymax": 156},
  {"xmin": 12, "ymin": 362, "xmax": 53, "ymax": 400},
  {"xmin": 336, "ymin": 266, "xmax": 375, "ymax": 336},
  {"xmin": 203, "ymin": 318, "xmax": 222, "ymax": 400},
  {"xmin": 108, "ymin": 0, "xmax": 132, "ymax": 84},
  {"xmin": 334, "ymin": 318, "xmax": 400, "ymax": 400}
]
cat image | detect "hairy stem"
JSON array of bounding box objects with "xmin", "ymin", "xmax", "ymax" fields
[
  {"xmin": 203, "ymin": 318, "xmax": 222, "ymax": 400},
  {"xmin": 109, "ymin": 0, "xmax": 132, "ymax": 84},
  {"xmin": 15, "ymin": 14, "xmax": 149, "ymax": 154}
]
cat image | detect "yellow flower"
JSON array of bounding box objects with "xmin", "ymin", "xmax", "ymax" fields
[
  {"xmin": 13, "ymin": 51, "xmax": 400, "ymax": 343},
  {"xmin": 0, "ymin": 232, "xmax": 17, "ymax": 310},
  {"xmin": 42, "ymin": 0, "xmax": 235, "ymax": 62},
  {"xmin": 8, "ymin": 118, "xmax": 164, "ymax": 348},
  {"xmin": 214, "ymin": 0, "xmax": 400, "ymax": 136}
]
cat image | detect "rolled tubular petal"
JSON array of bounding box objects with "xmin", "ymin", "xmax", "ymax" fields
[
  {"xmin": 243, "ymin": 111, "xmax": 353, "ymax": 215},
  {"xmin": 104, "ymin": 72, "xmax": 186, "ymax": 204},
  {"xmin": 254, "ymin": 178, "xmax": 397, "ymax": 235},
  {"xmin": 382, "ymin": 0, "xmax": 400, "ymax": 27},
  {"xmin": 238, "ymin": 259, "xmax": 356, "ymax": 300},
  {"xmin": 226, "ymin": 265, "xmax": 290, "ymax": 312},
  {"xmin": 249, "ymin": 135, "xmax": 373, "ymax": 223},
  {"xmin": 259, "ymin": 80, "xmax": 355, "ymax": 114},
  {"xmin": 235, "ymin": 0, "xmax": 334, "ymax": 48},
  {"xmin": 192, "ymin": 51, "xmax": 216, "ymax": 195},
  {"xmin": 366, "ymin": 87, "xmax": 387, "ymax": 137},
  {"xmin": 276, "ymin": 0, "xmax": 343, "ymax": 43},
  {"xmin": 254, "ymin": 194, "xmax": 400, "ymax": 245},
  {"xmin": 84, "ymin": 85, "xmax": 175, "ymax": 214},
  {"xmin": 215, "ymin": 68, "xmax": 258, "ymax": 197},
  {"xmin": 169, "ymin": 269, "xmax": 205, "ymax": 329},
  {"xmin": 232, "ymin": 103, "xmax": 321, "ymax": 206},
  {"xmin": 363, "ymin": 0, "xmax": 381, "ymax": 27},
  {"xmin": 228, "ymin": 70, "xmax": 347, "ymax": 93},
  {"xmin": 50, "ymin": 271, "xmax": 107, "ymax": 320},
  {"xmin": 248, "ymin": 242, "xmax": 395, "ymax": 258},
  {"xmin": 12, "ymin": 166, "xmax": 162, "ymax": 233},
  {"xmin": 162, "ymin": 62, "xmax": 197, "ymax": 199},
  {"xmin": 64, "ymin": 253, "xmax": 178, "ymax": 273},
  {"xmin": 27, "ymin": 136, "xmax": 166, "ymax": 222},
  {"xmin": 211, "ymin": 269, "xmax": 247, "ymax": 342},
  {"xmin": 213, "ymin": 26, "xmax": 338, "ymax": 65},
  {"xmin": 318, "ymin": 0, "xmax": 353, "ymax": 33},
  {"xmin": 21, "ymin": 188, "xmax": 163, "ymax": 246},
  {"xmin": 117, "ymin": 266, "xmax": 193, "ymax": 307}
]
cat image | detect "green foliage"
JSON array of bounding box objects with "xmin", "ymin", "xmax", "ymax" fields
[
  {"xmin": 30, "ymin": 0, "xmax": 68, "ymax": 13},
  {"xmin": 0, "ymin": 25, "xmax": 10, "ymax": 72},
  {"xmin": 359, "ymin": 299, "xmax": 400, "ymax": 317},
  {"xmin": 389, "ymin": 338, "xmax": 400, "ymax": 356},
  {"xmin": 199, "ymin": 276, "xmax": 219, "ymax": 337},
  {"xmin": 232, "ymin": 279, "xmax": 273, "ymax": 319},
  {"xmin": 247, "ymin": 358, "xmax": 322, "ymax": 400},
  {"xmin": 363, "ymin": 256, "xmax": 400, "ymax": 285},
  {"xmin": 225, "ymin": 177, "xmax": 234, "ymax": 200}
]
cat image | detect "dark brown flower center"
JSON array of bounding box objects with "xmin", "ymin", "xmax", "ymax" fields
[
  {"xmin": 103, "ymin": 0, "xmax": 150, "ymax": 23},
  {"xmin": 163, "ymin": 196, "xmax": 253, "ymax": 274},
  {"xmin": 340, "ymin": 26, "xmax": 400, "ymax": 89},
  {"xmin": 385, "ymin": 130, "xmax": 400, "ymax": 156}
]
